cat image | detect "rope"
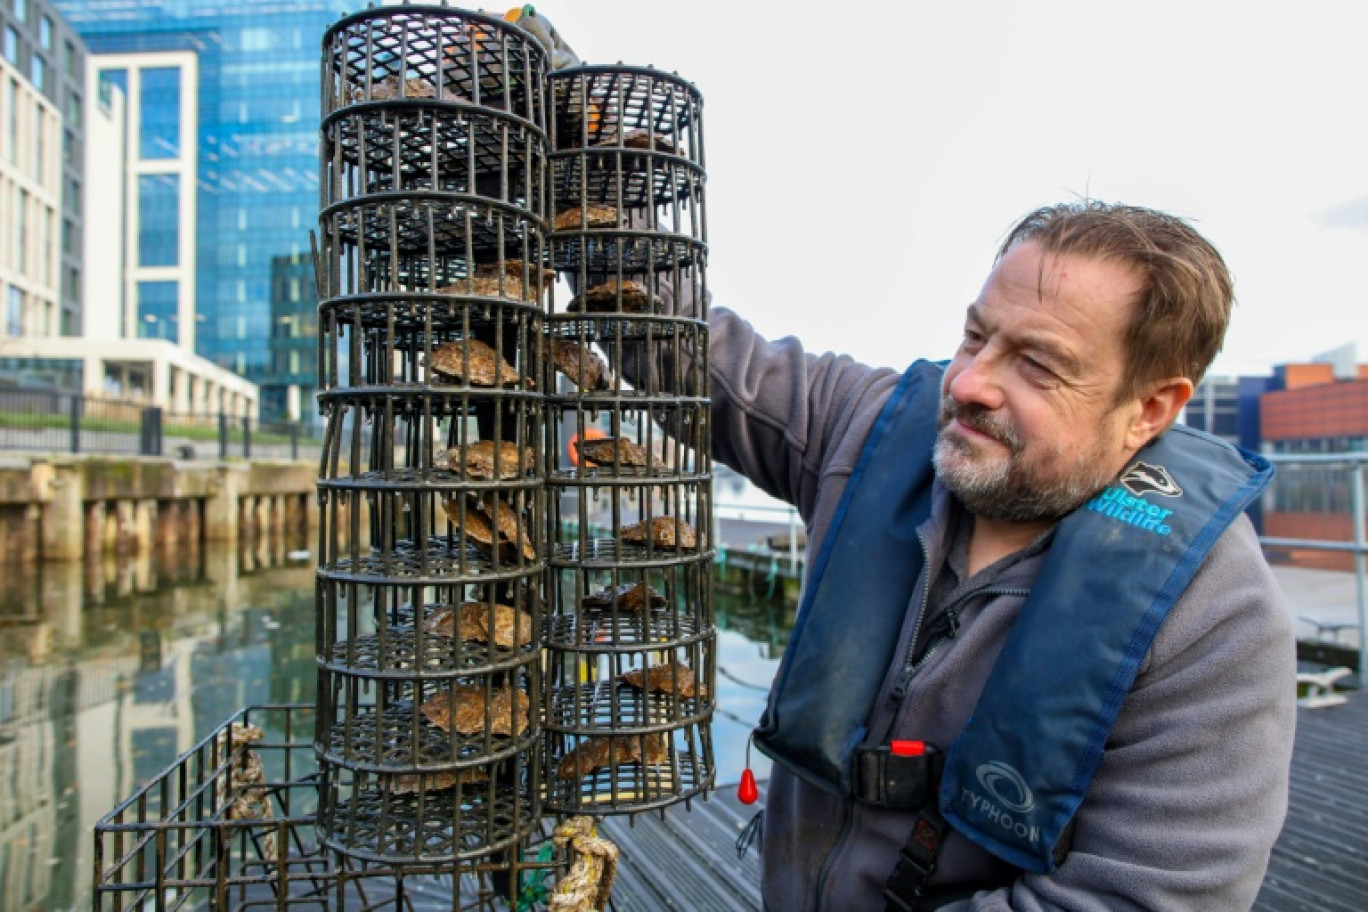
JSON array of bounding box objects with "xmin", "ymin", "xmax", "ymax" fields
[
  {"xmin": 549, "ymin": 816, "xmax": 619, "ymax": 911},
  {"xmin": 716, "ymin": 665, "xmax": 772, "ymax": 693},
  {"xmin": 215, "ymin": 721, "xmax": 276, "ymax": 858}
]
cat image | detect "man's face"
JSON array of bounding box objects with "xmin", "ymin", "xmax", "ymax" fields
[{"xmin": 933, "ymin": 240, "xmax": 1146, "ymax": 523}]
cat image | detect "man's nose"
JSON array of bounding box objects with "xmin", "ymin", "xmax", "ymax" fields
[{"xmin": 947, "ymin": 350, "xmax": 1006, "ymax": 411}]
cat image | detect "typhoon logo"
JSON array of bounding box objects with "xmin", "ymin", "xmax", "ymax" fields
[
  {"xmin": 1119, "ymin": 462, "xmax": 1182, "ymax": 498},
  {"xmin": 975, "ymin": 761, "xmax": 1034, "ymax": 813}
]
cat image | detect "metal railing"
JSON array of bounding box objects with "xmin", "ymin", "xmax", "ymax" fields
[
  {"xmin": 0, "ymin": 388, "xmax": 322, "ymax": 461},
  {"xmin": 1261, "ymin": 452, "xmax": 1368, "ymax": 681}
]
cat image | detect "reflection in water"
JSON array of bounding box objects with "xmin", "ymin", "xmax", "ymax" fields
[{"xmin": 0, "ymin": 533, "xmax": 791, "ymax": 911}]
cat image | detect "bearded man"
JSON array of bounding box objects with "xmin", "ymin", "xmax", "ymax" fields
[{"xmin": 701, "ymin": 202, "xmax": 1294, "ymax": 910}]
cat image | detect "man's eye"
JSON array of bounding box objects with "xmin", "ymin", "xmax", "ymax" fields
[
  {"xmin": 961, "ymin": 330, "xmax": 984, "ymax": 350},
  {"xmin": 1022, "ymin": 357, "xmax": 1056, "ymax": 382}
]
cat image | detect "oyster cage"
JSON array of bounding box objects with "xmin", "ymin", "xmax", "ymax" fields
[
  {"xmin": 544, "ymin": 59, "xmax": 716, "ymax": 817},
  {"xmin": 316, "ymin": 2, "xmax": 553, "ymax": 868},
  {"xmin": 91, "ymin": 706, "xmax": 572, "ymax": 911}
]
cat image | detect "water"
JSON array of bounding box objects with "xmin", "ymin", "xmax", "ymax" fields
[{"xmin": 0, "ymin": 540, "xmax": 788, "ymax": 912}]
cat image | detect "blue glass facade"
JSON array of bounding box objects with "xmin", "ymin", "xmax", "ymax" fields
[
  {"xmin": 138, "ymin": 65, "xmax": 179, "ymax": 159},
  {"xmin": 54, "ymin": 0, "xmax": 368, "ymax": 418},
  {"xmin": 136, "ymin": 279, "xmax": 177, "ymax": 341},
  {"xmin": 136, "ymin": 173, "xmax": 179, "ymax": 266}
]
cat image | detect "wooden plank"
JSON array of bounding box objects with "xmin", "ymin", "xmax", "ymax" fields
[
  {"xmin": 1255, "ymin": 693, "xmax": 1368, "ymax": 912},
  {"xmin": 601, "ymin": 799, "xmax": 761, "ymax": 911}
]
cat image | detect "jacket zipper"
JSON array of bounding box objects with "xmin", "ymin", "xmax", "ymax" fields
[
  {"xmin": 812, "ymin": 798, "xmax": 854, "ymax": 912},
  {"xmin": 889, "ymin": 583, "xmax": 1029, "ymax": 705},
  {"xmin": 815, "ymin": 531, "xmax": 931, "ymax": 911},
  {"xmin": 886, "ymin": 530, "xmax": 934, "ymax": 707},
  {"xmin": 816, "ymin": 536, "xmax": 1033, "ymax": 909}
]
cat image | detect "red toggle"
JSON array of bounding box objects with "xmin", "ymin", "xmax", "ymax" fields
[
  {"xmin": 890, "ymin": 740, "xmax": 926, "ymax": 757},
  {"xmin": 738, "ymin": 768, "xmax": 759, "ymax": 804}
]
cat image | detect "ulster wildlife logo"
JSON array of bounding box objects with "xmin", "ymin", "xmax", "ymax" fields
[{"xmin": 1118, "ymin": 462, "xmax": 1182, "ymax": 498}]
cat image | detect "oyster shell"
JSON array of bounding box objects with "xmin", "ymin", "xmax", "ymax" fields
[
  {"xmin": 425, "ymin": 602, "xmax": 536, "ymax": 648},
  {"xmin": 553, "ymin": 205, "xmax": 619, "ymax": 231},
  {"xmin": 580, "ymin": 583, "xmax": 666, "ymax": 612},
  {"xmin": 421, "ymin": 685, "xmax": 531, "ymax": 736},
  {"xmin": 387, "ymin": 767, "xmax": 488, "ymax": 795},
  {"xmin": 574, "ymin": 436, "xmax": 648, "ymax": 467},
  {"xmin": 566, "ymin": 279, "xmax": 654, "ymax": 314},
  {"xmin": 619, "ymin": 662, "xmax": 705, "ymax": 699},
  {"xmin": 434, "ymin": 440, "xmax": 536, "ymax": 479},
  {"xmin": 361, "ymin": 77, "xmax": 435, "ymax": 101},
  {"xmin": 442, "ymin": 495, "xmax": 537, "ymax": 562},
  {"xmin": 590, "ymin": 129, "xmax": 678, "ymax": 154},
  {"xmin": 621, "ymin": 516, "xmax": 697, "ymax": 550},
  {"xmin": 549, "ymin": 338, "xmax": 612, "ymax": 392},
  {"xmin": 427, "ymin": 339, "xmax": 533, "ymax": 388},
  {"xmin": 556, "ymin": 733, "xmax": 668, "ymax": 782},
  {"xmin": 436, "ymin": 259, "xmax": 555, "ymax": 302}
]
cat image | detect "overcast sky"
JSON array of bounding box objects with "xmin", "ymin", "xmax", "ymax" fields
[{"xmin": 518, "ymin": 0, "xmax": 1366, "ymax": 378}]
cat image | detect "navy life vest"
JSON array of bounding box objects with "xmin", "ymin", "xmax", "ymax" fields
[{"xmin": 753, "ymin": 360, "xmax": 1273, "ymax": 873}]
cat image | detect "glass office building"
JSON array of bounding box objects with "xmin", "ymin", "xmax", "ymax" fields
[{"xmin": 54, "ymin": 0, "xmax": 367, "ymax": 419}]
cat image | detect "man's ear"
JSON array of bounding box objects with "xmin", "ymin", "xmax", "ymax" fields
[{"xmin": 1125, "ymin": 377, "xmax": 1194, "ymax": 449}]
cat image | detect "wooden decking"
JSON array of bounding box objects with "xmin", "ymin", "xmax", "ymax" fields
[
  {"xmin": 600, "ymin": 696, "xmax": 1368, "ymax": 911},
  {"xmin": 601, "ymin": 783, "xmax": 765, "ymax": 910},
  {"xmin": 1254, "ymin": 692, "xmax": 1368, "ymax": 912}
]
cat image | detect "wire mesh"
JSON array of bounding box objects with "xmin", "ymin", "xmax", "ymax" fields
[
  {"xmin": 543, "ymin": 64, "xmax": 715, "ymax": 816},
  {"xmin": 316, "ymin": 4, "xmax": 550, "ymax": 871},
  {"xmin": 91, "ymin": 706, "xmax": 569, "ymax": 911}
]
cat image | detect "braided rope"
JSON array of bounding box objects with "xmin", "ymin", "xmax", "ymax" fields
[{"xmin": 548, "ymin": 816, "xmax": 619, "ymax": 912}]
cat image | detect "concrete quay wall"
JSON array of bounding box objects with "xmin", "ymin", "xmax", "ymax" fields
[{"xmin": 0, "ymin": 456, "xmax": 320, "ymax": 563}]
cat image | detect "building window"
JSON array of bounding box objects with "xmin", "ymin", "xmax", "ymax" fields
[
  {"xmin": 16, "ymin": 189, "xmax": 26, "ymax": 272},
  {"xmin": 32, "ymin": 99, "xmax": 41, "ymax": 182},
  {"xmin": 139, "ymin": 66, "xmax": 181, "ymax": 160},
  {"xmin": 39, "ymin": 15, "xmax": 51, "ymax": 50},
  {"xmin": 137, "ymin": 174, "xmax": 180, "ymax": 267},
  {"xmin": 64, "ymin": 40, "xmax": 75, "ymax": 78},
  {"xmin": 5, "ymin": 286, "xmax": 21, "ymax": 336},
  {"xmin": 30, "ymin": 54, "xmax": 43, "ymax": 92},
  {"xmin": 101, "ymin": 68, "xmax": 127, "ymax": 94},
  {"xmin": 44, "ymin": 207, "xmax": 53, "ymax": 285},
  {"xmin": 99, "ymin": 68, "xmax": 125, "ymax": 114},
  {"xmin": 3, "ymin": 26, "xmax": 17, "ymax": 64},
  {"xmin": 4, "ymin": 78, "xmax": 14, "ymax": 163},
  {"xmin": 137, "ymin": 281, "xmax": 178, "ymax": 343},
  {"xmin": 14, "ymin": 0, "xmax": 26, "ymax": 24}
]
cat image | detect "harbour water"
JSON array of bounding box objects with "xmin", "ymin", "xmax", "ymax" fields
[{"xmin": 0, "ymin": 536, "xmax": 788, "ymax": 912}]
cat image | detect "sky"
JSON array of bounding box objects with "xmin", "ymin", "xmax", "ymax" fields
[{"xmin": 505, "ymin": 0, "xmax": 1366, "ymax": 378}]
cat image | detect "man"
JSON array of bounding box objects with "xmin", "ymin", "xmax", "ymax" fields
[{"xmin": 703, "ymin": 202, "xmax": 1295, "ymax": 910}]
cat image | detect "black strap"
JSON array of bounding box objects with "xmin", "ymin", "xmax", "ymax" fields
[{"xmin": 884, "ymin": 801, "xmax": 949, "ymax": 912}]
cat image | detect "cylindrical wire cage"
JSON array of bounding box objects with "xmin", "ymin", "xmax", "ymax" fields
[
  {"xmin": 542, "ymin": 64, "xmax": 715, "ymax": 816},
  {"xmin": 315, "ymin": 4, "xmax": 551, "ymax": 871}
]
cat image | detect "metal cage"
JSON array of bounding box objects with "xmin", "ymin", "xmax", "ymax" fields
[
  {"xmin": 542, "ymin": 65, "xmax": 716, "ymax": 815},
  {"xmin": 314, "ymin": 5, "xmax": 551, "ymax": 873}
]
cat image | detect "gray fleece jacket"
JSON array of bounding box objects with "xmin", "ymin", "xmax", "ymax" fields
[{"xmin": 703, "ymin": 306, "xmax": 1296, "ymax": 911}]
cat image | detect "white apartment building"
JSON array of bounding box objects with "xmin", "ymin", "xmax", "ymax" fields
[
  {"xmin": 0, "ymin": 53, "xmax": 62, "ymax": 340},
  {"xmin": 1, "ymin": 44, "xmax": 257, "ymax": 419}
]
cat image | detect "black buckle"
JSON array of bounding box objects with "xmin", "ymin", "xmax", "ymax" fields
[
  {"xmin": 854, "ymin": 743, "xmax": 942, "ymax": 809},
  {"xmin": 883, "ymin": 810, "xmax": 946, "ymax": 912},
  {"xmin": 884, "ymin": 854, "xmax": 936, "ymax": 908}
]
